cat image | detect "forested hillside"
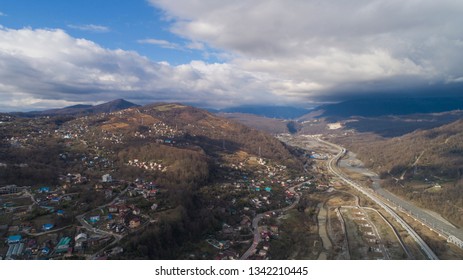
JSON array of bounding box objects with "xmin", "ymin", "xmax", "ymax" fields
[{"xmin": 337, "ymin": 120, "xmax": 463, "ymax": 226}]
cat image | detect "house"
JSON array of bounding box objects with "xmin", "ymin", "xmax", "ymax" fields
[
  {"xmin": 41, "ymin": 247, "xmax": 50, "ymax": 255},
  {"xmin": 132, "ymin": 207, "xmax": 141, "ymax": 215},
  {"xmin": 8, "ymin": 225, "xmax": 20, "ymax": 232},
  {"xmin": 260, "ymin": 230, "xmax": 271, "ymax": 241},
  {"xmin": 129, "ymin": 217, "xmax": 141, "ymax": 229},
  {"xmin": 75, "ymin": 232, "xmax": 88, "ymax": 243},
  {"xmin": 270, "ymin": 225, "xmax": 279, "ymax": 234},
  {"xmin": 257, "ymin": 249, "xmax": 268, "ymax": 257},
  {"xmin": 0, "ymin": 185, "xmax": 21, "ymax": 194},
  {"xmin": 143, "ymin": 189, "xmax": 157, "ymax": 198},
  {"xmin": 56, "ymin": 210, "xmax": 65, "ymax": 216},
  {"xmin": 128, "ymin": 190, "xmax": 139, "ymax": 197},
  {"xmin": 117, "ymin": 205, "xmax": 130, "ymax": 214},
  {"xmin": 42, "ymin": 224, "xmax": 54, "ymax": 231},
  {"xmin": 89, "ymin": 216, "xmax": 100, "ymax": 223},
  {"xmin": 55, "ymin": 237, "xmax": 71, "ymax": 253},
  {"xmin": 108, "ymin": 205, "xmax": 119, "ymax": 213},
  {"xmin": 102, "ymin": 174, "xmax": 112, "ymax": 183},
  {"xmin": 38, "ymin": 187, "xmax": 50, "ymax": 193},
  {"xmin": 6, "ymin": 243, "xmax": 25, "ymax": 259},
  {"xmin": 7, "ymin": 235, "xmax": 22, "ymax": 244},
  {"xmin": 74, "ymin": 235, "xmax": 88, "ymax": 251}
]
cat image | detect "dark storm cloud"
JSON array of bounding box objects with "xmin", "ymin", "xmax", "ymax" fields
[{"xmin": 2, "ymin": 1, "xmax": 463, "ymax": 111}]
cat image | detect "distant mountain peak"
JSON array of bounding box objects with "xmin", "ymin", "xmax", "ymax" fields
[
  {"xmin": 91, "ymin": 99, "xmax": 140, "ymax": 113},
  {"xmin": 13, "ymin": 99, "xmax": 140, "ymax": 117}
]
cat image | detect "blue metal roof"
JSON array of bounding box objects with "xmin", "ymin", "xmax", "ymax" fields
[
  {"xmin": 42, "ymin": 223, "xmax": 54, "ymax": 230},
  {"xmin": 8, "ymin": 235, "xmax": 22, "ymax": 242}
]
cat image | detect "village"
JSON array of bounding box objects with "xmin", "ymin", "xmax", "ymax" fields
[
  {"xmin": 1, "ymin": 109, "xmax": 330, "ymax": 260},
  {"xmin": 0, "ymin": 122, "xmax": 321, "ymax": 260},
  {"xmin": 0, "ymin": 161, "xmax": 321, "ymax": 260}
]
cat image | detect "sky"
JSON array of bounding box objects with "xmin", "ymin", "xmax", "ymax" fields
[{"xmin": 0, "ymin": 0, "xmax": 463, "ymax": 111}]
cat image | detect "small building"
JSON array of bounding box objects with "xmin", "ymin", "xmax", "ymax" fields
[
  {"xmin": 108, "ymin": 205, "xmax": 119, "ymax": 213},
  {"xmin": 257, "ymin": 249, "xmax": 268, "ymax": 257},
  {"xmin": 0, "ymin": 185, "xmax": 21, "ymax": 194},
  {"xmin": 102, "ymin": 174, "xmax": 112, "ymax": 183},
  {"xmin": 6, "ymin": 243, "xmax": 25, "ymax": 259},
  {"xmin": 129, "ymin": 217, "xmax": 141, "ymax": 229},
  {"xmin": 74, "ymin": 233, "xmax": 88, "ymax": 251},
  {"xmin": 41, "ymin": 247, "xmax": 50, "ymax": 255},
  {"xmin": 55, "ymin": 237, "xmax": 71, "ymax": 253},
  {"xmin": 75, "ymin": 232, "xmax": 88, "ymax": 242},
  {"xmin": 143, "ymin": 189, "xmax": 157, "ymax": 198},
  {"xmin": 132, "ymin": 208, "xmax": 141, "ymax": 215},
  {"xmin": 42, "ymin": 224, "xmax": 54, "ymax": 231},
  {"xmin": 7, "ymin": 235, "xmax": 22, "ymax": 244},
  {"xmin": 89, "ymin": 216, "xmax": 100, "ymax": 223},
  {"xmin": 270, "ymin": 225, "xmax": 279, "ymax": 234},
  {"xmin": 8, "ymin": 225, "xmax": 20, "ymax": 233},
  {"xmin": 38, "ymin": 187, "xmax": 50, "ymax": 193}
]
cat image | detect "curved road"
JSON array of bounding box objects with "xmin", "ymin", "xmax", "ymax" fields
[
  {"xmin": 240, "ymin": 185, "xmax": 301, "ymax": 259},
  {"xmin": 317, "ymin": 137, "xmax": 439, "ymax": 260}
]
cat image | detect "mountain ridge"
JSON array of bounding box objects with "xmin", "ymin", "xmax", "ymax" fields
[
  {"xmin": 11, "ymin": 99, "xmax": 140, "ymax": 117},
  {"xmin": 312, "ymin": 96, "xmax": 463, "ymax": 119}
]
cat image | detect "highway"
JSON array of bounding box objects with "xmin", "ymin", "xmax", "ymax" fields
[
  {"xmin": 317, "ymin": 137, "xmax": 439, "ymax": 260},
  {"xmin": 371, "ymin": 183, "xmax": 463, "ymax": 245},
  {"xmin": 319, "ymin": 137, "xmax": 463, "ymax": 249}
]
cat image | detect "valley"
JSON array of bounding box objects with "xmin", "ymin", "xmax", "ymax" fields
[
  {"xmin": 1, "ymin": 100, "xmax": 463, "ymax": 260},
  {"xmin": 0, "ymin": 102, "xmax": 307, "ymax": 260},
  {"xmin": 278, "ymin": 134, "xmax": 463, "ymax": 259}
]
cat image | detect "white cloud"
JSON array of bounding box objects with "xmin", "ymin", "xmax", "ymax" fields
[
  {"xmin": 0, "ymin": 27, "xmax": 285, "ymax": 111},
  {"xmin": 0, "ymin": 11, "xmax": 6, "ymax": 16},
  {"xmin": 2, "ymin": 0, "xmax": 463, "ymax": 111},
  {"xmin": 149, "ymin": 0, "xmax": 463, "ymax": 99},
  {"xmin": 68, "ymin": 24, "xmax": 110, "ymax": 32},
  {"xmin": 138, "ymin": 38, "xmax": 182, "ymax": 50}
]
